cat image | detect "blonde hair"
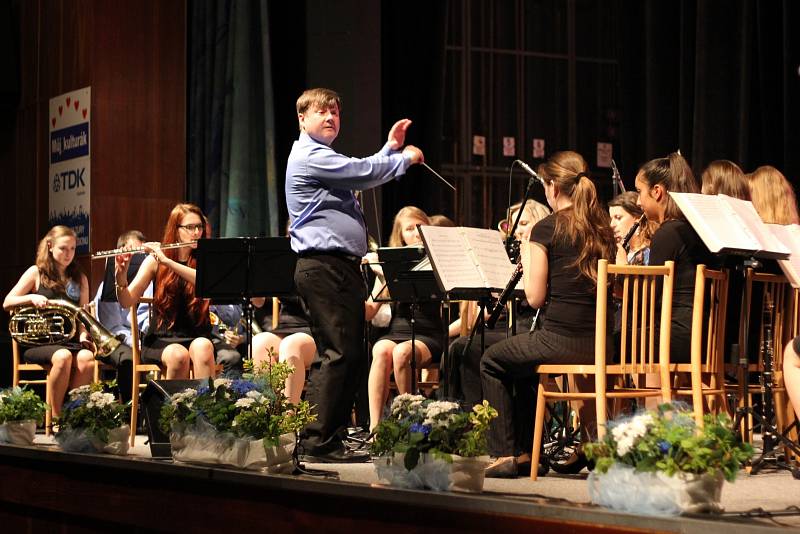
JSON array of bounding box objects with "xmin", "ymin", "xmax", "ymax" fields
[
  {"xmin": 701, "ymin": 160, "xmax": 750, "ymax": 200},
  {"xmin": 388, "ymin": 206, "xmax": 430, "ymax": 247},
  {"xmin": 498, "ymin": 200, "xmax": 551, "ymax": 236},
  {"xmin": 537, "ymin": 151, "xmax": 615, "ymax": 282},
  {"xmin": 748, "ymin": 165, "xmax": 800, "ymax": 224}
]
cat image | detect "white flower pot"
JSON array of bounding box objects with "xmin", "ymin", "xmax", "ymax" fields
[
  {"xmin": 0, "ymin": 419, "xmax": 37, "ymax": 445},
  {"xmin": 588, "ymin": 463, "xmax": 725, "ymax": 515},
  {"xmin": 56, "ymin": 425, "xmax": 130, "ymax": 456},
  {"xmin": 169, "ymin": 423, "xmax": 295, "ymax": 472},
  {"xmin": 374, "ymin": 452, "xmax": 490, "ymax": 493}
]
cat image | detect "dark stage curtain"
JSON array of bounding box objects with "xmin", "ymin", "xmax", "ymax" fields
[
  {"xmin": 619, "ymin": 0, "xmax": 800, "ymax": 181},
  {"xmin": 187, "ymin": 0, "xmax": 279, "ymax": 238},
  {"xmin": 379, "ymin": 1, "xmax": 448, "ymax": 232}
]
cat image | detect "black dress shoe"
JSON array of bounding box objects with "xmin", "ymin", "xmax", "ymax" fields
[
  {"xmin": 300, "ymin": 447, "xmax": 371, "ymax": 464},
  {"xmin": 516, "ymin": 460, "xmax": 549, "ymax": 477},
  {"xmin": 485, "ymin": 457, "xmax": 519, "ymax": 478}
]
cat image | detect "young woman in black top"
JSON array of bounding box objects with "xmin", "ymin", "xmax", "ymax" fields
[
  {"xmin": 481, "ymin": 151, "xmax": 616, "ymax": 477},
  {"xmin": 4, "ymin": 226, "xmax": 95, "ymax": 416},
  {"xmin": 115, "ymin": 203, "xmax": 216, "ymax": 379},
  {"xmin": 635, "ymin": 152, "xmax": 713, "ymax": 363}
]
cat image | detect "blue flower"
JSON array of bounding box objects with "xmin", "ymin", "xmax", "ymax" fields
[
  {"xmin": 657, "ymin": 440, "xmax": 671, "ymax": 454},
  {"xmin": 230, "ymin": 380, "xmax": 259, "ymax": 397},
  {"xmin": 63, "ymin": 398, "xmax": 85, "ymax": 411},
  {"xmin": 410, "ymin": 423, "xmax": 431, "ymax": 437},
  {"xmin": 196, "ymin": 385, "xmax": 210, "ymax": 397}
]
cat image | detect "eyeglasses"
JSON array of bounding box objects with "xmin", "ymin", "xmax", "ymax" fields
[{"xmin": 178, "ymin": 224, "xmax": 204, "ymax": 232}]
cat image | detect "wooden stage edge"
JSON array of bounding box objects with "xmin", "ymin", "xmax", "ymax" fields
[{"xmin": 0, "ymin": 444, "xmax": 787, "ymax": 534}]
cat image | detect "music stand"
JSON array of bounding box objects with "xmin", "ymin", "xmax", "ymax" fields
[
  {"xmin": 378, "ymin": 247, "xmax": 443, "ymax": 393},
  {"xmin": 196, "ymin": 237, "xmax": 297, "ymax": 361}
]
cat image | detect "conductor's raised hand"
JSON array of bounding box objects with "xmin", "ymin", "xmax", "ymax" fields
[
  {"xmin": 402, "ymin": 145, "xmax": 424, "ymax": 165},
  {"xmin": 387, "ymin": 119, "xmax": 412, "ymax": 150}
]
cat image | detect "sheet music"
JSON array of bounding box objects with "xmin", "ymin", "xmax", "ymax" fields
[
  {"xmin": 670, "ymin": 193, "xmax": 789, "ymax": 258},
  {"xmin": 766, "ymin": 224, "xmax": 800, "ymax": 288},
  {"xmin": 459, "ymin": 227, "xmax": 518, "ymax": 288},
  {"xmin": 418, "ymin": 225, "xmax": 486, "ymax": 291}
]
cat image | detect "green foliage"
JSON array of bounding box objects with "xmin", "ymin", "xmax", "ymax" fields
[
  {"xmin": 57, "ymin": 382, "xmax": 129, "ymax": 443},
  {"xmin": 370, "ymin": 395, "xmax": 498, "ymax": 470},
  {"xmin": 584, "ymin": 404, "xmax": 753, "ymax": 482},
  {"xmin": 0, "ymin": 386, "xmax": 48, "ymax": 425},
  {"xmin": 160, "ymin": 357, "xmax": 315, "ymax": 444}
]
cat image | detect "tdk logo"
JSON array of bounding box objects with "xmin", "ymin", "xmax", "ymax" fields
[{"xmin": 52, "ymin": 168, "xmax": 86, "ymax": 192}]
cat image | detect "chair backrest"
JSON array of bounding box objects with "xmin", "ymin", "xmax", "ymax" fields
[
  {"xmin": 690, "ymin": 265, "xmax": 729, "ymax": 373},
  {"xmin": 603, "ymin": 260, "xmax": 675, "ymax": 376},
  {"xmin": 746, "ymin": 270, "xmax": 793, "ymax": 375}
]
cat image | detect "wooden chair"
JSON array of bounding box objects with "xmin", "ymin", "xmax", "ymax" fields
[
  {"xmin": 128, "ymin": 297, "xmax": 161, "ymax": 447},
  {"xmin": 735, "ymin": 270, "xmax": 795, "ymax": 444},
  {"xmin": 530, "ymin": 260, "xmax": 675, "ymax": 480},
  {"xmin": 670, "ymin": 265, "xmax": 729, "ymax": 427},
  {"xmin": 11, "ymin": 339, "xmax": 53, "ymax": 435},
  {"xmin": 86, "ymin": 301, "xmax": 115, "ymax": 384}
]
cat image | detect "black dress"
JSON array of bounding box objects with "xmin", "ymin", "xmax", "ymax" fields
[
  {"xmin": 141, "ymin": 278, "xmax": 213, "ymax": 365},
  {"xmin": 378, "ymin": 301, "xmax": 445, "ymax": 362}
]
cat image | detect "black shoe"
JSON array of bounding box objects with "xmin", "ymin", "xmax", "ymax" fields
[
  {"xmin": 516, "ymin": 460, "xmax": 549, "ymax": 477},
  {"xmin": 485, "ymin": 457, "xmax": 519, "ymax": 478},
  {"xmin": 300, "ymin": 447, "xmax": 371, "ymax": 464}
]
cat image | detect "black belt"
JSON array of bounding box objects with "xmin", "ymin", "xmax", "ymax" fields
[{"xmin": 298, "ymin": 250, "xmax": 362, "ymax": 264}]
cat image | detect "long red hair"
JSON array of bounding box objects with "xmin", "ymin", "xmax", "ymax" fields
[{"xmin": 153, "ymin": 203, "xmax": 210, "ymax": 330}]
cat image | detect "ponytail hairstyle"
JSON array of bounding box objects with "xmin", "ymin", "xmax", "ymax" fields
[
  {"xmin": 608, "ymin": 191, "xmax": 654, "ymax": 243},
  {"xmin": 748, "ymin": 165, "xmax": 800, "ymax": 225},
  {"xmin": 153, "ymin": 203, "xmax": 211, "ymax": 330},
  {"xmin": 537, "ymin": 151, "xmax": 615, "ymax": 282},
  {"xmin": 700, "ymin": 159, "xmax": 750, "ymax": 200},
  {"xmin": 637, "ymin": 152, "xmax": 699, "ymax": 221},
  {"xmin": 35, "ymin": 225, "xmax": 83, "ymax": 295}
]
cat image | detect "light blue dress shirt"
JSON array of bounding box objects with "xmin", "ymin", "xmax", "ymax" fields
[
  {"xmin": 286, "ymin": 132, "xmax": 411, "ymax": 257},
  {"xmin": 93, "ymin": 282, "xmax": 153, "ymax": 347}
]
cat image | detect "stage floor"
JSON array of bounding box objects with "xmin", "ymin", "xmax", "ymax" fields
[{"xmin": 21, "ymin": 434, "xmax": 800, "ymax": 531}]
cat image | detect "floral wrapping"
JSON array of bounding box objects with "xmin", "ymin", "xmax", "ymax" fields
[
  {"xmin": 588, "ymin": 463, "xmax": 724, "ymax": 515},
  {"xmin": 374, "ymin": 452, "xmax": 490, "ymax": 493},
  {"xmin": 56, "ymin": 425, "xmax": 130, "ymax": 455},
  {"xmin": 0, "ymin": 419, "xmax": 37, "ymax": 445},
  {"xmin": 170, "ymin": 419, "xmax": 295, "ymax": 472}
]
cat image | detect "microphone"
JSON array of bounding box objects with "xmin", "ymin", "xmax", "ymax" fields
[{"xmin": 515, "ymin": 160, "xmax": 545, "ymax": 187}]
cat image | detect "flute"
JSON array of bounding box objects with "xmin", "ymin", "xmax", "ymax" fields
[
  {"xmin": 91, "ymin": 240, "xmax": 198, "ymax": 259},
  {"xmin": 621, "ymin": 215, "xmax": 645, "ymax": 252}
]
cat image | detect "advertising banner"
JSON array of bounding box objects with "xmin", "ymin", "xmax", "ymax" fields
[{"xmin": 49, "ymin": 87, "xmax": 91, "ymax": 254}]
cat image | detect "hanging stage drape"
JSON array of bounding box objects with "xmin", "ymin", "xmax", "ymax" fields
[{"xmin": 187, "ymin": 0, "xmax": 279, "ymax": 238}]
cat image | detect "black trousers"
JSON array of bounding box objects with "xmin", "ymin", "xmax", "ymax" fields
[
  {"xmin": 295, "ymin": 253, "xmax": 367, "ymax": 454},
  {"xmin": 449, "ymin": 330, "xmax": 508, "ymax": 409},
  {"xmin": 480, "ymin": 327, "xmax": 598, "ymax": 457}
]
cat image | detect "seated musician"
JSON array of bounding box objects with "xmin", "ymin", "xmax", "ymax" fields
[
  {"xmin": 208, "ymin": 303, "xmax": 246, "ymax": 379},
  {"xmin": 449, "ymin": 200, "xmax": 549, "ymax": 409},
  {"xmin": 3, "ymin": 225, "xmax": 95, "ymax": 417},
  {"xmin": 480, "ymin": 151, "xmax": 616, "ymax": 478},
  {"xmin": 635, "ymin": 153, "xmax": 714, "ymax": 364},
  {"xmin": 114, "ymin": 203, "xmax": 216, "ymax": 379},
  {"xmin": 93, "ymin": 229, "xmax": 152, "ymax": 401},
  {"xmin": 608, "ymin": 191, "xmax": 651, "ymax": 266},
  {"xmin": 250, "ymin": 295, "xmax": 316, "ymax": 405},
  {"xmin": 366, "ymin": 206, "xmax": 445, "ymax": 432}
]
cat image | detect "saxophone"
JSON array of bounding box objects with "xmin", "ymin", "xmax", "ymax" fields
[{"xmin": 9, "ymin": 299, "xmax": 122, "ymax": 358}]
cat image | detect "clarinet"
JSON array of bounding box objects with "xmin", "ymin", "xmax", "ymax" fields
[
  {"xmin": 486, "ymin": 262, "xmax": 523, "ymax": 329},
  {"xmin": 621, "ymin": 215, "xmax": 645, "ymax": 253}
]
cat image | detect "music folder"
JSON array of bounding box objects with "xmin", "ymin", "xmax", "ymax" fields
[
  {"xmin": 418, "ymin": 225, "xmax": 522, "ymax": 300},
  {"xmin": 670, "ymin": 193, "xmax": 790, "ymax": 260}
]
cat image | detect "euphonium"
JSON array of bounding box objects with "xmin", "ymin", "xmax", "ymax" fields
[
  {"xmin": 9, "ymin": 299, "xmax": 122, "ymax": 358},
  {"xmin": 210, "ymin": 311, "xmax": 263, "ymax": 337}
]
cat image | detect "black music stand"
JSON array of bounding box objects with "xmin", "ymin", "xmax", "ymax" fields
[
  {"xmin": 378, "ymin": 246, "xmax": 443, "ymax": 393},
  {"xmin": 195, "ymin": 237, "xmax": 297, "ymax": 361}
]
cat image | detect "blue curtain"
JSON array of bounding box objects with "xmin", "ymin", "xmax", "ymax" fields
[{"xmin": 187, "ymin": 0, "xmax": 279, "ymax": 238}]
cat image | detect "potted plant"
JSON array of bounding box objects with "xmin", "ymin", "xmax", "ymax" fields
[
  {"xmin": 370, "ymin": 394, "xmax": 498, "ymax": 493},
  {"xmin": 159, "ymin": 360, "xmax": 314, "ymax": 472},
  {"xmin": 584, "ymin": 403, "xmax": 753, "ymax": 515},
  {"xmin": 0, "ymin": 386, "xmax": 48, "ymax": 445},
  {"xmin": 56, "ymin": 382, "xmax": 130, "ymax": 455}
]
